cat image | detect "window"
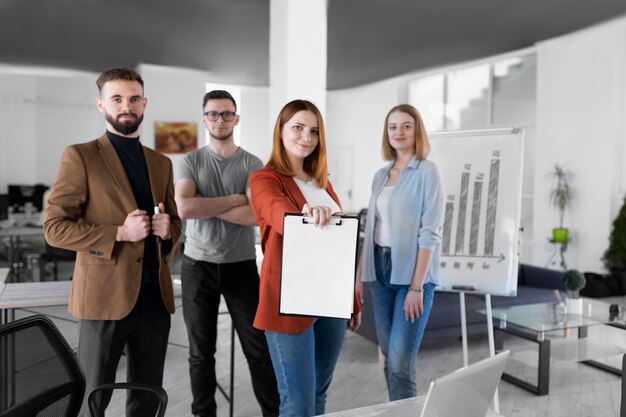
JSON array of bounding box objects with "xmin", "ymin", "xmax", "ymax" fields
[
  {"xmin": 446, "ymin": 64, "xmax": 490, "ymax": 130},
  {"xmin": 408, "ymin": 74, "xmax": 445, "ymax": 131},
  {"xmin": 492, "ymin": 55, "xmax": 536, "ymax": 125},
  {"xmin": 408, "ymin": 51, "xmax": 536, "ymax": 131}
]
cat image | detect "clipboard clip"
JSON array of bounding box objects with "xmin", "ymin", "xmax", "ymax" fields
[{"xmin": 301, "ymin": 216, "xmax": 343, "ymax": 226}]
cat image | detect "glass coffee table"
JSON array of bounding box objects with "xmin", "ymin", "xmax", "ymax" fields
[{"xmin": 479, "ymin": 298, "xmax": 626, "ymax": 395}]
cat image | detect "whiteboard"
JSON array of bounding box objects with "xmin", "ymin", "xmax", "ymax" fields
[
  {"xmin": 280, "ymin": 214, "xmax": 359, "ymax": 319},
  {"xmin": 429, "ymin": 128, "xmax": 524, "ymax": 296}
]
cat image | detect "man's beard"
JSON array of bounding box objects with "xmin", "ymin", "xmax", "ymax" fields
[
  {"xmin": 210, "ymin": 133, "xmax": 233, "ymax": 142},
  {"xmin": 106, "ymin": 112, "xmax": 143, "ymax": 135},
  {"xmin": 209, "ymin": 127, "xmax": 234, "ymax": 142}
]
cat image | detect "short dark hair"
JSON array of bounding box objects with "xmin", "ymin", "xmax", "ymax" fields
[
  {"xmin": 203, "ymin": 90, "xmax": 237, "ymax": 111},
  {"xmin": 96, "ymin": 68, "xmax": 144, "ymax": 93}
]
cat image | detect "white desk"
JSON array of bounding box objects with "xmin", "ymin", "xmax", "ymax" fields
[
  {"xmin": 0, "ymin": 280, "xmax": 71, "ymax": 323},
  {"xmin": 320, "ymin": 396, "xmax": 505, "ymax": 416},
  {"xmin": 0, "ymin": 276, "xmax": 183, "ymax": 324}
]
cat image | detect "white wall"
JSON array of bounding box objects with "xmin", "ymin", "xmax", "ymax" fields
[
  {"xmin": 533, "ymin": 17, "xmax": 626, "ymax": 272},
  {"xmin": 240, "ymin": 87, "xmax": 272, "ymax": 162},
  {"xmin": 326, "ymin": 76, "xmax": 410, "ymax": 212},
  {"xmin": 0, "ymin": 69, "xmax": 100, "ymax": 193}
]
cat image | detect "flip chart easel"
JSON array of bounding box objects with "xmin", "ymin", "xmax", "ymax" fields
[{"xmin": 429, "ymin": 127, "xmax": 525, "ymax": 415}]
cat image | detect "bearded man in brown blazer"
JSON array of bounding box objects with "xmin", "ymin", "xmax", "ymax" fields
[{"xmin": 44, "ymin": 67, "xmax": 181, "ymax": 417}]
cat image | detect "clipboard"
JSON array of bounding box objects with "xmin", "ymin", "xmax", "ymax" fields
[{"xmin": 279, "ymin": 213, "xmax": 360, "ymax": 319}]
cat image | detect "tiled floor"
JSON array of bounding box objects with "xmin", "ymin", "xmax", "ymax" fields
[{"xmin": 12, "ymin": 296, "xmax": 626, "ymax": 417}]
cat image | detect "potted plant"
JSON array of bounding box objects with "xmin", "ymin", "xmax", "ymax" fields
[
  {"xmin": 562, "ymin": 269, "xmax": 586, "ymax": 314},
  {"xmin": 602, "ymin": 194, "xmax": 626, "ymax": 294},
  {"xmin": 549, "ymin": 163, "xmax": 574, "ymax": 243}
]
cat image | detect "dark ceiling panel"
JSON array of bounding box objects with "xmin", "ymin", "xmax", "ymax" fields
[
  {"xmin": 0, "ymin": 0, "xmax": 624, "ymax": 89},
  {"xmin": 0, "ymin": 0, "xmax": 270, "ymax": 85},
  {"xmin": 327, "ymin": 0, "xmax": 626, "ymax": 89}
]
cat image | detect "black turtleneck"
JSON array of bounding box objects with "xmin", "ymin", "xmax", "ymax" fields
[{"xmin": 106, "ymin": 131, "xmax": 158, "ymax": 284}]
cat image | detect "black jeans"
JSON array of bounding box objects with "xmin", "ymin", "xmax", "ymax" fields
[{"xmin": 181, "ymin": 255, "xmax": 279, "ymax": 417}]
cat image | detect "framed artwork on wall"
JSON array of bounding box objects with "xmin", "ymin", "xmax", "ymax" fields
[{"xmin": 154, "ymin": 121, "xmax": 198, "ymax": 154}]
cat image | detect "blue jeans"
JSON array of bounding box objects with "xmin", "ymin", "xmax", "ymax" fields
[
  {"xmin": 265, "ymin": 318, "xmax": 346, "ymax": 417},
  {"xmin": 369, "ymin": 244, "xmax": 436, "ymax": 401}
]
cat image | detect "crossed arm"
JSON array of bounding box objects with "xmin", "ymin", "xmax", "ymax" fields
[{"xmin": 174, "ymin": 178, "xmax": 256, "ymax": 226}]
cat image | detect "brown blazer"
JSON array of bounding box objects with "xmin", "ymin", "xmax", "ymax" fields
[
  {"xmin": 44, "ymin": 134, "xmax": 181, "ymax": 320},
  {"xmin": 250, "ymin": 168, "xmax": 360, "ymax": 333}
]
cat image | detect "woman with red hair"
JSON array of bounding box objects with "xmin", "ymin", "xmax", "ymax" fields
[{"xmin": 250, "ymin": 99, "xmax": 360, "ymax": 417}]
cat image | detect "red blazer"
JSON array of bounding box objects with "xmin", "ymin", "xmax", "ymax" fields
[{"xmin": 250, "ymin": 168, "xmax": 361, "ymax": 333}]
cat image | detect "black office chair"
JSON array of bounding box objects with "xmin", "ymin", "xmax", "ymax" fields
[
  {"xmin": 0, "ymin": 314, "xmax": 84, "ymax": 416},
  {"xmin": 0, "ymin": 315, "xmax": 167, "ymax": 417},
  {"xmin": 88, "ymin": 383, "xmax": 168, "ymax": 417}
]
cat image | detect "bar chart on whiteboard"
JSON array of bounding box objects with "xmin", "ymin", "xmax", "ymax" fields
[{"xmin": 430, "ymin": 128, "xmax": 524, "ymax": 296}]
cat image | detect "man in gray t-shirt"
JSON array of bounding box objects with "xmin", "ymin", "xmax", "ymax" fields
[{"xmin": 175, "ymin": 90, "xmax": 278, "ymax": 417}]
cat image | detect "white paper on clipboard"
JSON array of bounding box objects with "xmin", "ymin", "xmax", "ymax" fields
[{"xmin": 279, "ymin": 213, "xmax": 359, "ymax": 319}]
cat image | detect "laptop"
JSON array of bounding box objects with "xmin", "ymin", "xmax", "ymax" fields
[{"xmin": 378, "ymin": 350, "xmax": 510, "ymax": 417}]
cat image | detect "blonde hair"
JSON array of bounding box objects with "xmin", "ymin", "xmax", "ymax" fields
[
  {"xmin": 267, "ymin": 100, "xmax": 328, "ymax": 188},
  {"xmin": 382, "ymin": 104, "xmax": 430, "ymax": 161}
]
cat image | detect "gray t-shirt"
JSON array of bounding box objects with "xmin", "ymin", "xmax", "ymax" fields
[{"xmin": 177, "ymin": 147, "xmax": 263, "ymax": 263}]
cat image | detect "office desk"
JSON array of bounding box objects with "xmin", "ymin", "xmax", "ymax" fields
[
  {"xmin": 0, "ymin": 226, "xmax": 44, "ymax": 281},
  {"xmin": 320, "ymin": 396, "xmax": 505, "ymax": 416},
  {"xmin": 0, "ymin": 277, "xmax": 184, "ymax": 324},
  {"xmin": 0, "ymin": 280, "xmax": 72, "ymax": 324}
]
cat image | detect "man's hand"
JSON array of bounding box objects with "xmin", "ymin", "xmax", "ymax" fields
[
  {"xmin": 152, "ymin": 202, "xmax": 171, "ymax": 241},
  {"xmin": 117, "ymin": 209, "xmax": 150, "ymax": 242}
]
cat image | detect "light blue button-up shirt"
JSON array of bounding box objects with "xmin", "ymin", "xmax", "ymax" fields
[{"xmin": 361, "ymin": 156, "xmax": 444, "ymax": 286}]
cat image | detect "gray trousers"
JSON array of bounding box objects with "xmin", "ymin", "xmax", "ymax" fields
[{"xmin": 78, "ymin": 283, "xmax": 171, "ymax": 417}]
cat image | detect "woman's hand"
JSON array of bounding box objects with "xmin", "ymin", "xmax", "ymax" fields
[
  {"xmin": 302, "ymin": 203, "xmax": 333, "ymax": 227},
  {"xmin": 355, "ymin": 279, "xmax": 364, "ymax": 304},
  {"xmin": 347, "ymin": 312, "xmax": 361, "ymax": 331},
  {"xmin": 404, "ymin": 289, "xmax": 424, "ymax": 322}
]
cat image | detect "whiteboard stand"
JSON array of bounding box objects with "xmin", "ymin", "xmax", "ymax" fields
[
  {"xmin": 459, "ymin": 292, "xmax": 469, "ymax": 367},
  {"xmin": 458, "ymin": 292, "xmax": 500, "ymax": 414},
  {"xmin": 485, "ymin": 294, "xmax": 500, "ymax": 414}
]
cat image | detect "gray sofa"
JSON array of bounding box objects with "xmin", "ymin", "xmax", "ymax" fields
[{"xmin": 357, "ymin": 263, "xmax": 566, "ymax": 343}]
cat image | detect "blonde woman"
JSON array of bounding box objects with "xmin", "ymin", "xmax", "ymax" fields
[{"xmin": 356, "ymin": 104, "xmax": 444, "ymax": 400}]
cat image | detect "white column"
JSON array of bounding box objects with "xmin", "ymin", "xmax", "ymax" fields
[{"xmin": 269, "ymin": 0, "xmax": 328, "ymax": 124}]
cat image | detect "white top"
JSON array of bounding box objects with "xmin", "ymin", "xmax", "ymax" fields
[
  {"xmin": 293, "ymin": 178, "xmax": 341, "ymax": 214},
  {"xmin": 375, "ymin": 186, "xmax": 394, "ymax": 247}
]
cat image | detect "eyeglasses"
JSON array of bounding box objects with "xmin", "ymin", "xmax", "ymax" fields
[{"xmin": 203, "ymin": 111, "xmax": 237, "ymax": 122}]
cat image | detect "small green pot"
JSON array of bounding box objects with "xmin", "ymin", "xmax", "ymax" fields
[{"xmin": 552, "ymin": 228, "xmax": 569, "ymax": 243}]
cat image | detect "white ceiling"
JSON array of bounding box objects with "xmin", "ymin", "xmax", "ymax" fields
[{"xmin": 1, "ymin": 0, "xmax": 625, "ymax": 89}]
